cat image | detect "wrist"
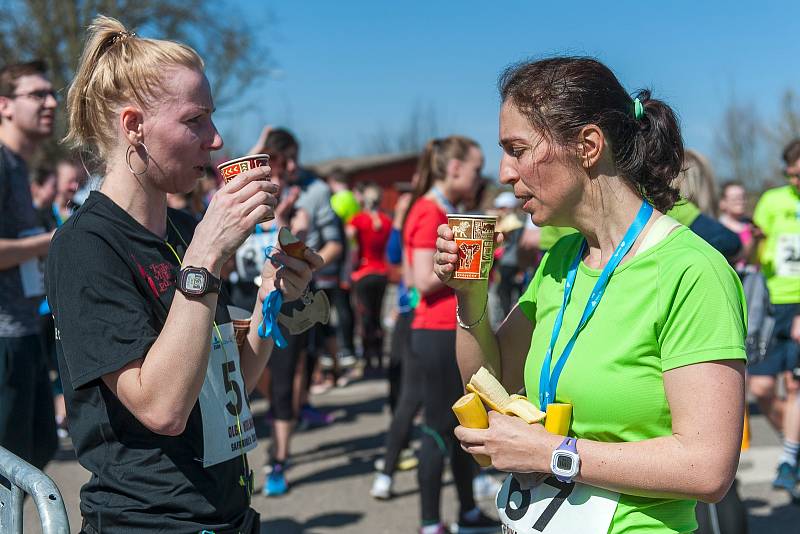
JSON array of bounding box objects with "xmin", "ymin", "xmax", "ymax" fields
[{"xmin": 182, "ymin": 245, "xmax": 223, "ymax": 277}]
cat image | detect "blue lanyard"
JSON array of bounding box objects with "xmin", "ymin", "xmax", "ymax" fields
[
  {"xmin": 431, "ymin": 186, "xmax": 458, "ymax": 214},
  {"xmin": 51, "ymin": 203, "xmax": 63, "ymax": 227},
  {"xmin": 538, "ymin": 200, "xmax": 653, "ymax": 410}
]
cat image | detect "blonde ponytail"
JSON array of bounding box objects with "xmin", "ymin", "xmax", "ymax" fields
[{"xmin": 64, "ymin": 15, "xmax": 204, "ymax": 159}]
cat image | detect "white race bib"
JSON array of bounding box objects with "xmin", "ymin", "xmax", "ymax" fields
[
  {"xmin": 496, "ymin": 474, "xmax": 619, "ymax": 534},
  {"xmin": 776, "ymin": 234, "xmax": 800, "ymax": 277},
  {"xmin": 18, "ymin": 227, "xmax": 46, "ymax": 298},
  {"xmin": 198, "ymin": 322, "xmax": 258, "ymax": 467}
]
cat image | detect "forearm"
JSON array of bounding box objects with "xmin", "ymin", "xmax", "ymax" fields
[
  {"xmin": 0, "ymin": 233, "xmax": 53, "ymax": 270},
  {"xmin": 240, "ymin": 299, "xmax": 275, "ymax": 394},
  {"xmin": 318, "ymin": 241, "xmax": 342, "ymax": 268},
  {"xmin": 137, "ymin": 291, "xmax": 218, "ymax": 431},
  {"xmin": 455, "ymin": 288, "xmax": 501, "ymax": 386},
  {"xmin": 573, "ymin": 432, "xmax": 739, "ymax": 502},
  {"xmin": 417, "ymin": 270, "xmax": 448, "ymax": 295}
]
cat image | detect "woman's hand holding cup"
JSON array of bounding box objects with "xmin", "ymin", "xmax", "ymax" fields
[{"xmin": 186, "ymin": 165, "xmax": 278, "ymax": 274}]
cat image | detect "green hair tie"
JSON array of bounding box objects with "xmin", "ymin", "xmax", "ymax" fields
[{"xmin": 633, "ymin": 98, "xmax": 645, "ymax": 120}]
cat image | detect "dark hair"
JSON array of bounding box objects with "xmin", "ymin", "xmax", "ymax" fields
[
  {"xmin": 0, "ymin": 60, "xmax": 47, "ymax": 96},
  {"xmin": 498, "ymin": 57, "xmax": 684, "ymax": 212},
  {"xmin": 0, "ymin": 60, "xmax": 48, "ymax": 125},
  {"xmin": 403, "ymin": 135, "xmax": 479, "ymax": 228},
  {"xmin": 31, "ymin": 166, "xmax": 55, "ymax": 187},
  {"xmin": 782, "ymin": 139, "xmax": 800, "ymax": 167},
  {"xmin": 263, "ymin": 128, "xmax": 299, "ymax": 157},
  {"xmin": 720, "ymin": 180, "xmax": 745, "ymax": 197}
]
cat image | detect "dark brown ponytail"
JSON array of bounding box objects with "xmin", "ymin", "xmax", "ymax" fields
[{"xmin": 498, "ymin": 57, "xmax": 683, "ymax": 212}]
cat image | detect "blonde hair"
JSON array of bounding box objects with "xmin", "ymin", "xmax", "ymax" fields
[
  {"xmin": 64, "ymin": 15, "xmax": 204, "ymax": 158},
  {"xmin": 677, "ymin": 149, "xmax": 718, "ymax": 218}
]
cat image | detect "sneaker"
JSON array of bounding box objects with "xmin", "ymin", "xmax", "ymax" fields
[
  {"xmin": 454, "ymin": 509, "xmax": 501, "ymax": 534},
  {"xmin": 263, "ymin": 464, "xmax": 288, "ymax": 496},
  {"xmin": 472, "ymin": 472, "xmax": 502, "ymax": 500},
  {"xmin": 370, "ymin": 473, "xmax": 393, "ymax": 500},
  {"xmin": 374, "ymin": 448, "xmax": 418, "ymax": 472},
  {"xmin": 299, "ymin": 404, "xmax": 334, "ymax": 428},
  {"xmin": 420, "ymin": 524, "xmax": 450, "ymax": 534},
  {"xmin": 338, "ymin": 353, "xmax": 358, "ymax": 369},
  {"xmin": 773, "ymin": 461, "xmax": 799, "ymax": 492}
]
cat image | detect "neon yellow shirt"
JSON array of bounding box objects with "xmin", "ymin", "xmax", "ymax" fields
[
  {"xmin": 753, "ymin": 185, "xmax": 800, "ymax": 304},
  {"xmin": 518, "ymin": 228, "xmax": 746, "ymax": 533}
]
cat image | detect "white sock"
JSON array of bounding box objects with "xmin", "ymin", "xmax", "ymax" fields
[
  {"xmin": 780, "ymin": 439, "xmax": 800, "ymax": 467},
  {"xmin": 420, "ymin": 524, "xmax": 441, "ymax": 534}
]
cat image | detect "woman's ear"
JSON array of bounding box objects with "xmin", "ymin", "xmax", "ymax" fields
[
  {"xmin": 446, "ymin": 157, "xmax": 461, "ymax": 180},
  {"xmin": 577, "ymin": 124, "xmax": 605, "ymax": 170},
  {"xmin": 120, "ymin": 106, "xmax": 144, "ymax": 145}
]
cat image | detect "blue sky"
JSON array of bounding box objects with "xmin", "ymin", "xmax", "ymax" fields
[{"xmin": 216, "ymin": 0, "xmax": 800, "ymax": 180}]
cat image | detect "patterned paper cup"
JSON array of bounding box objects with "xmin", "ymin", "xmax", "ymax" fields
[
  {"xmin": 217, "ymin": 154, "xmax": 270, "ymax": 184},
  {"xmin": 227, "ymin": 305, "xmax": 251, "ymax": 352},
  {"xmin": 447, "ymin": 214, "xmax": 498, "ymax": 280}
]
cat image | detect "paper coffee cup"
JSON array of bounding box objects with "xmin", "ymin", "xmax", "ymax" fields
[
  {"xmin": 217, "ymin": 154, "xmax": 270, "ymax": 184},
  {"xmin": 446, "ymin": 214, "xmax": 497, "ymax": 280},
  {"xmin": 227, "ymin": 305, "xmax": 251, "ymax": 351}
]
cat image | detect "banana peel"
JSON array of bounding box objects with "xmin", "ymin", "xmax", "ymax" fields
[{"xmin": 462, "ymin": 367, "xmax": 545, "ymax": 424}]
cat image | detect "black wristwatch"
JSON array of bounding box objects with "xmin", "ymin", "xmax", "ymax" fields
[{"xmin": 177, "ymin": 266, "xmax": 221, "ymax": 297}]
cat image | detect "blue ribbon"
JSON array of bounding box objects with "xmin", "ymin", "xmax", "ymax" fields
[
  {"xmin": 538, "ymin": 200, "xmax": 653, "ymax": 410},
  {"xmin": 258, "ymin": 289, "xmax": 286, "ymax": 348}
]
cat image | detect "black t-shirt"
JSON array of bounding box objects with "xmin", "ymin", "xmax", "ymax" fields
[{"xmin": 46, "ymin": 191, "xmax": 256, "ymax": 533}]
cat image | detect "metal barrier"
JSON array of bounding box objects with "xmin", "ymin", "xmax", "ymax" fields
[{"xmin": 0, "ymin": 446, "xmax": 69, "ymax": 534}]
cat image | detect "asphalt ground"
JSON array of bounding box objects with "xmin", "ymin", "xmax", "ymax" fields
[{"xmin": 21, "ymin": 376, "xmax": 800, "ymax": 533}]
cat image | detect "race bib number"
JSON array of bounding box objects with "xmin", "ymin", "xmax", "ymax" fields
[
  {"xmin": 776, "ymin": 234, "xmax": 800, "ymax": 277},
  {"xmin": 496, "ymin": 474, "xmax": 619, "ymax": 534},
  {"xmin": 235, "ymin": 231, "xmax": 278, "ymax": 284},
  {"xmin": 18, "ymin": 227, "xmax": 45, "ymax": 297},
  {"xmin": 198, "ymin": 322, "xmax": 258, "ymax": 467}
]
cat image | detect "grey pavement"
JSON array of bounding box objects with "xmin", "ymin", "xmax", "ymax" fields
[{"xmin": 23, "ymin": 377, "xmax": 800, "ymax": 533}]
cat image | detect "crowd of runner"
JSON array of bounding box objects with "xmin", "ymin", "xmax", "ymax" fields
[{"xmin": 1, "ymin": 14, "xmax": 799, "ymax": 534}]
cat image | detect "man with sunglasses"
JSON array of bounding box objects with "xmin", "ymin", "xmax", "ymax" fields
[
  {"xmin": 750, "ymin": 139, "xmax": 800, "ymax": 495},
  {"xmin": 0, "ymin": 60, "xmax": 59, "ymax": 469}
]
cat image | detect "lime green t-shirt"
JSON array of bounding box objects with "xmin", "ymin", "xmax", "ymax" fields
[
  {"xmin": 537, "ymin": 199, "xmax": 701, "ymax": 251},
  {"xmin": 753, "ymin": 185, "xmax": 800, "ymax": 304},
  {"xmin": 518, "ymin": 228, "xmax": 747, "ymax": 534},
  {"xmin": 665, "ymin": 200, "xmax": 701, "ymax": 227}
]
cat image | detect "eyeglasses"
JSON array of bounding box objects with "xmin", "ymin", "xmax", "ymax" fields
[
  {"xmin": 785, "ymin": 171, "xmax": 800, "ymax": 181},
  {"xmin": 8, "ymin": 89, "xmax": 58, "ymax": 103}
]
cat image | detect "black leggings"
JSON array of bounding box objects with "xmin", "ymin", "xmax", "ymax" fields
[
  {"xmin": 381, "ymin": 311, "xmax": 422, "ymax": 476},
  {"xmin": 267, "ymin": 300, "xmax": 310, "ymax": 421},
  {"xmin": 412, "ymin": 329, "xmax": 476, "ymax": 523},
  {"xmin": 354, "ymin": 274, "xmax": 388, "ymax": 363}
]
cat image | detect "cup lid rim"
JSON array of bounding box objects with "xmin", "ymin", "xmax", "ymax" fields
[
  {"xmin": 446, "ymin": 214, "xmax": 498, "ymax": 220},
  {"xmin": 217, "ymin": 154, "xmax": 270, "ymax": 170}
]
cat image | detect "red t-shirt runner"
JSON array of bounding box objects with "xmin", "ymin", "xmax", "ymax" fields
[
  {"xmin": 403, "ymin": 197, "xmax": 456, "ymax": 330},
  {"xmin": 350, "ymin": 211, "xmax": 392, "ymax": 282}
]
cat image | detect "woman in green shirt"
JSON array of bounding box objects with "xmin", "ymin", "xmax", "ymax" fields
[{"xmin": 434, "ymin": 57, "xmax": 746, "ymax": 533}]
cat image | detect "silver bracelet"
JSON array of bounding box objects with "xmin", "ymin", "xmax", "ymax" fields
[{"xmin": 456, "ymin": 296, "xmax": 488, "ymax": 329}]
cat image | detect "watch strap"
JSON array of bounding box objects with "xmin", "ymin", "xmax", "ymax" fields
[{"xmin": 559, "ymin": 436, "xmax": 578, "ymax": 454}]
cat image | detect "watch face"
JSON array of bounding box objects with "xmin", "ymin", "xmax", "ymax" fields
[
  {"xmin": 556, "ymin": 454, "xmax": 573, "ymax": 471},
  {"xmin": 184, "ymin": 271, "xmax": 207, "ymax": 294}
]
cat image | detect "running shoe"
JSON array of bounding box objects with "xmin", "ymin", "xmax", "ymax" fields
[
  {"xmin": 298, "ymin": 404, "xmax": 334, "ymax": 429},
  {"xmin": 420, "ymin": 523, "xmax": 450, "ymax": 534},
  {"xmin": 370, "ymin": 473, "xmax": 393, "ymax": 500},
  {"xmin": 338, "ymin": 353, "xmax": 359, "ymax": 369},
  {"xmin": 263, "ymin": 464, "xmax": 288, "ymax": 497},
  {"xmin": 773, "ymin": 461, "xmax": 798, "ymax": 492},
  {"xmin": 373, "ymin": 448, "xmax": 418, "ymax": 472},
  {"xmin": 453, "ymin": 509, "xmax": 501, "ymax": 534},
  {"xmin": 472, "ymin": 472, "xmax": 502, "ymax": 500}
]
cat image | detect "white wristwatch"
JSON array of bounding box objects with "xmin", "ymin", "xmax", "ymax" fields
[{"xmin": 550, "ymin": 436, "xmax": 580, "ymax": 483}]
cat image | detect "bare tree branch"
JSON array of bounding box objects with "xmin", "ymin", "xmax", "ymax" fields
[{"xmin": 1, "ymin": 0, "xmax": 272, "ymax": 160}]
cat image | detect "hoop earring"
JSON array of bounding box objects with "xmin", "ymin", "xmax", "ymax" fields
[{"xmin": 126, "ymin": 142, "xmax": 150, "ymax": 176}]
